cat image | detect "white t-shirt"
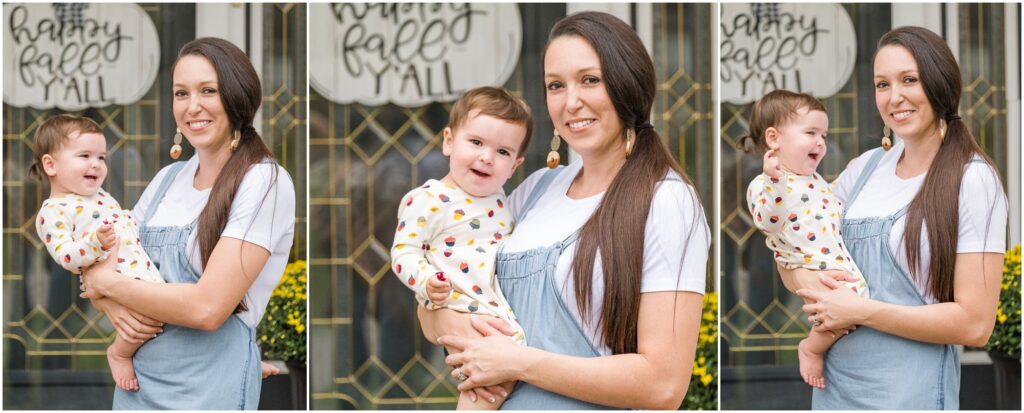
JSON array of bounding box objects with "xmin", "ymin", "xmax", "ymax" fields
[
  {"xmin": 133, "ymin": 155, "xmax": 296, "ymax": 327},
  {"xmin": 833, "ymin": 140, "xmax": 1008, "ymax": 303},
  {"xmin": 503, "ymin": 160, "xmax": 709, "ymax": 355}
]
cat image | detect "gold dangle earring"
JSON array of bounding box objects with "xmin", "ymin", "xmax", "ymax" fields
[
  {"xmin": 170, "ymin": 128, "xmax": 183, "ymax": 159},
  {"xmin": 625, "ymin": 128, "xmax": 636, "ymax": 158},
  {"xmin": 881, "ymin": 125, "xmax": 892, "ymax": 151},
  {"xmin": 546, "ymin": 132, "xmax": 561, "ymax": 169},
  {"xmin": 230, "ymin": 129, "xmax": 241, "ymax": 151}
]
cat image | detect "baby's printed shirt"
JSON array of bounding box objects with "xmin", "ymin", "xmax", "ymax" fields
[
  {"xmin": 391, "ymin": 179, "xmax": 525, "ymax": 344},
  {"xmin": 36, "ymin": 190, "xmax": 164, "ymax": 283},
  {"xmin": 747, "ymin": 173, "xmax": 869, "ymax": 297}
]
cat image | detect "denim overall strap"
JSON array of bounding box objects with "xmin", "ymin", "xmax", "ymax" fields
[
  {"xmin": 813, "ymin": 150, "xmax": 959, "ymax": 409},
  {"xmin": 495, "ymin": 167, "xmax": 610, "ymax": 410},
  {"xmin": 843, "ymin": 149, "xmax": 886, "ymax": 216},
  {"xmin": 140, "ymin": 161, "xmax": 186, "ymax": 227},
  {"xmin": 113, "ymin": 162, "xmax": 260, "ymax": 410},
  {"xmin": 515, "ymin": 166, "xmax": 564, "ymax": 223}
]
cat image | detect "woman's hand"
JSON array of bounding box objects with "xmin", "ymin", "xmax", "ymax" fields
[
  {"xmin": 418, "ymin": 310, "xmax": 517, "ymax": 403},
  {"xmin": 80, "ymin": 242, "xmax": 123, "ymax": 299},
  {"xmin": 439, "ymin": 315, "xmax": 525, "ymax": 392},
  {"xmin": 797, "ymin": 274, "xmax": 870, "ymax": 331},
  {"xmin": 261, "ymin": 361, "xmax": 281, "ymax": 379},
  {"xmin": 91, "ymin": 297, "xmax": 164, "ymax": 344}
]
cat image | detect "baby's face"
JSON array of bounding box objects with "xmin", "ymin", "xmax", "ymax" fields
[
  {"xmin": 768, "ymin": 108, "xmax": 829, "ymax": 175},
  {"xmin": 442, "ymin": 111, "xmax": 526, "ymax": 197},
  {"xmin": 46, "ymin": 131, "xmax": 108, "ymax": 197}
]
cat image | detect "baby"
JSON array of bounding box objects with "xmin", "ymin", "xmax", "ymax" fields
[
  {"xmin": 742, "ymin": 90, "xmax": 869, "ymax": 389},
  {"xmin": 30, "ymin": 114, "xmax": 164, "ymax": 392},
  {"xmin": 390, "ymin": 86, "xmax": 532, "ymax": 409}
]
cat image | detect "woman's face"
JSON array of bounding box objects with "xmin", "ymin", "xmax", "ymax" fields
[
  {"xmin": 544, "ymin": 35, "xmax": 625, "ymax": 160},
  {"xmin": 873, "ymin": 45, "xmax": 940, "ymax": 142},
  {"xmin": 172, "ymin": 55, "xmax": 232, "ymax": 153}
]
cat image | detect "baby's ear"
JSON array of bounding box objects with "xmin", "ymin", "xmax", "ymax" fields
[
  {"xmin": 41, "ymin": 154, "xmax": 59, "ymax": 177},
  {"xmin": 764, "ymin": 127, "xmax": 781, "ymax": 150},
  {"xmin": 441, "ymin": 127, "xmax": 454, "ymax": 156},
  {"xmin": 512, "ymin": 156, "xmax": 525, "ymax": 171}
]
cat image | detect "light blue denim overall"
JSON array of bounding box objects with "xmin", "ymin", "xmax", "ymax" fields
[
  {"xmin": 813, "ymin": 149, "xmax": 959, "ymax": 409},
  {"xmin": 113, "ymin": 162, "xmax": 261, "ymax": 410},
  {"xmin": 495, "ymin": 167, "xmax": 614, "ymax": 410}
]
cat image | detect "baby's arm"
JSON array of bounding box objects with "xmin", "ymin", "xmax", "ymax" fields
[
  {"xmin": 390, "ymin": 188, "xmax": 448, "ymax": 308},
  {"xmin": 747, "ymin": 174, "xmax": 790, "ymax": 234},
  {"xmin": 37, "ymin": 207, "xmax": 109, "ymax": 273}
]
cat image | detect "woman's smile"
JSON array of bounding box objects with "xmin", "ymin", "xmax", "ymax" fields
[
  {"xmin": 892, "ymin": 110, "xmax": 915, "ymax": 121},
  {"xmin": 567, "ymin": 118, "xmax": 597, "ymax": 133},
  {"xmin": 187, "ymin": 120, "xmax": 213, "ymax": 131}
]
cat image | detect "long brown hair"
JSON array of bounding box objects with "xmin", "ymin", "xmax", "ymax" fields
[
  {"xmin": 173, "ymin": 38, "xmax": 278, "ymax": 310},
  {"xmin": 874, "ymin": 27, "xmax": 1000, "ymax": 302},
  {"xmin": 544, "ymin": 12, "xmax": 700, "ymax": 354}
]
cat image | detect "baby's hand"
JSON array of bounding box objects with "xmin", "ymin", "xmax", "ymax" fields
[
  {"xmin": 763, "ymin": 148, "xmax": 783, "ymax": 178},
  {"xmin": 97, "ymin": 224, "xmax": 117, "ymax": 251},
  {"xmin": 426, "ymin": 272, "xmax": 452, "ymax": 307}
]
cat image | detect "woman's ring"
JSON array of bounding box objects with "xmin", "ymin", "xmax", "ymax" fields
[{"xmin": 456, "ymin": 367, "xmax": 467, "ymax": 381}]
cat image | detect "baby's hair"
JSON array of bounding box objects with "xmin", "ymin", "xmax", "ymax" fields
[
  {"xmin": 738, "ymin": 89, "xmax": 826, "ymax": 153},
  {"xmin": 29, "ymin": 114, "xmax": 104, "ymax": 180},
  {"xmin": 449, "ymin": 86, "xmax": 533, "ymax": 155}
]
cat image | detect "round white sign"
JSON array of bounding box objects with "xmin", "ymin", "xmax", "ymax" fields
[
  {"xmin": 309, "ymin": 3, "xmax": 522, "ymax": 107},
  {"xmin": 3, "ymin": 3, "xmax": 160, "ymax": 110},
  {"xmin": 720, "ymin": 3, "xmax": 856, "ymax": 104}
]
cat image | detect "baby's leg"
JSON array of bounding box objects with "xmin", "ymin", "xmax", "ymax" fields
[
  {"xmin": 799, "ymin": 329, "xmax": 840, "ymax": 389},
  {"xmin": 781, "ymin": 269, "xmax": 846, "ymax": 389},
  {"xmin": 454, "ymin": 378, "xmax": 516, "ymax": 410},
  {"xmin": 107, "ymin": 336, "xmax": 142, "ymax": 392}
]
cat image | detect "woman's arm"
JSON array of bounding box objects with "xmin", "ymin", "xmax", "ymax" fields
[
  {"xmin": 797, "ymin": 252, "xmax": 1003, "ymax": 346},
  {"xmin": 441, "ymin": 291, "xmax": 704, "ymax": 410},
  {"xmin": 89, "ymin": 295, "xmax": 164, "ymax": 342},
  {"xmin": 82, "ymin": 237, "xmax": 270, "ymax": 331}
]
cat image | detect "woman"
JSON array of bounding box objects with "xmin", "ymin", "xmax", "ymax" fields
[
  {"xmin": 791, "ymin": 27, "xmax": 1007, "ymax": 409},
  {"xmin": 80, "ymin": 37, "xmax": 296, "ymax": 409},
  {"xmin": 419, "ymin": 12, "xmax": 710, "ymax": 409}
]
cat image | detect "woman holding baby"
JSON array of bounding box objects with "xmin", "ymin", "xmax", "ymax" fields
[
  {"xmin": 417, "ymin": 11, "xmax": 711, "ymax": 409},
  {"xmin": 79, "ymin": 37, "xmax": 295, "ymax": 409},
  {"xmin": 785, "ymin": 27, "xmax": 1007, "ymax": 409}
]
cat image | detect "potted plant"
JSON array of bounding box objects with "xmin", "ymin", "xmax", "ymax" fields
[
  {"xmin": 682, "ymin": 291, "xmax": 717, "ymax": 410},
  {"xmin": 257, "ymin": 260, "xmax": 307, "ymax": 410},
  {"xmin": 986, "ymin": 245, "xmax": 1020, "ymax": 410}
]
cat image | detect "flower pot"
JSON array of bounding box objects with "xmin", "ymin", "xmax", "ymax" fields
[{"xmin": 988, "ymin": 351, "xmax": 1021, "ymax": 410}]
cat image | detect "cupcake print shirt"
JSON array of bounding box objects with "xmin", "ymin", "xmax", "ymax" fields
[{"xmin": 391, "ymin": 179, "xmax": 525, "ymax": 344}]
